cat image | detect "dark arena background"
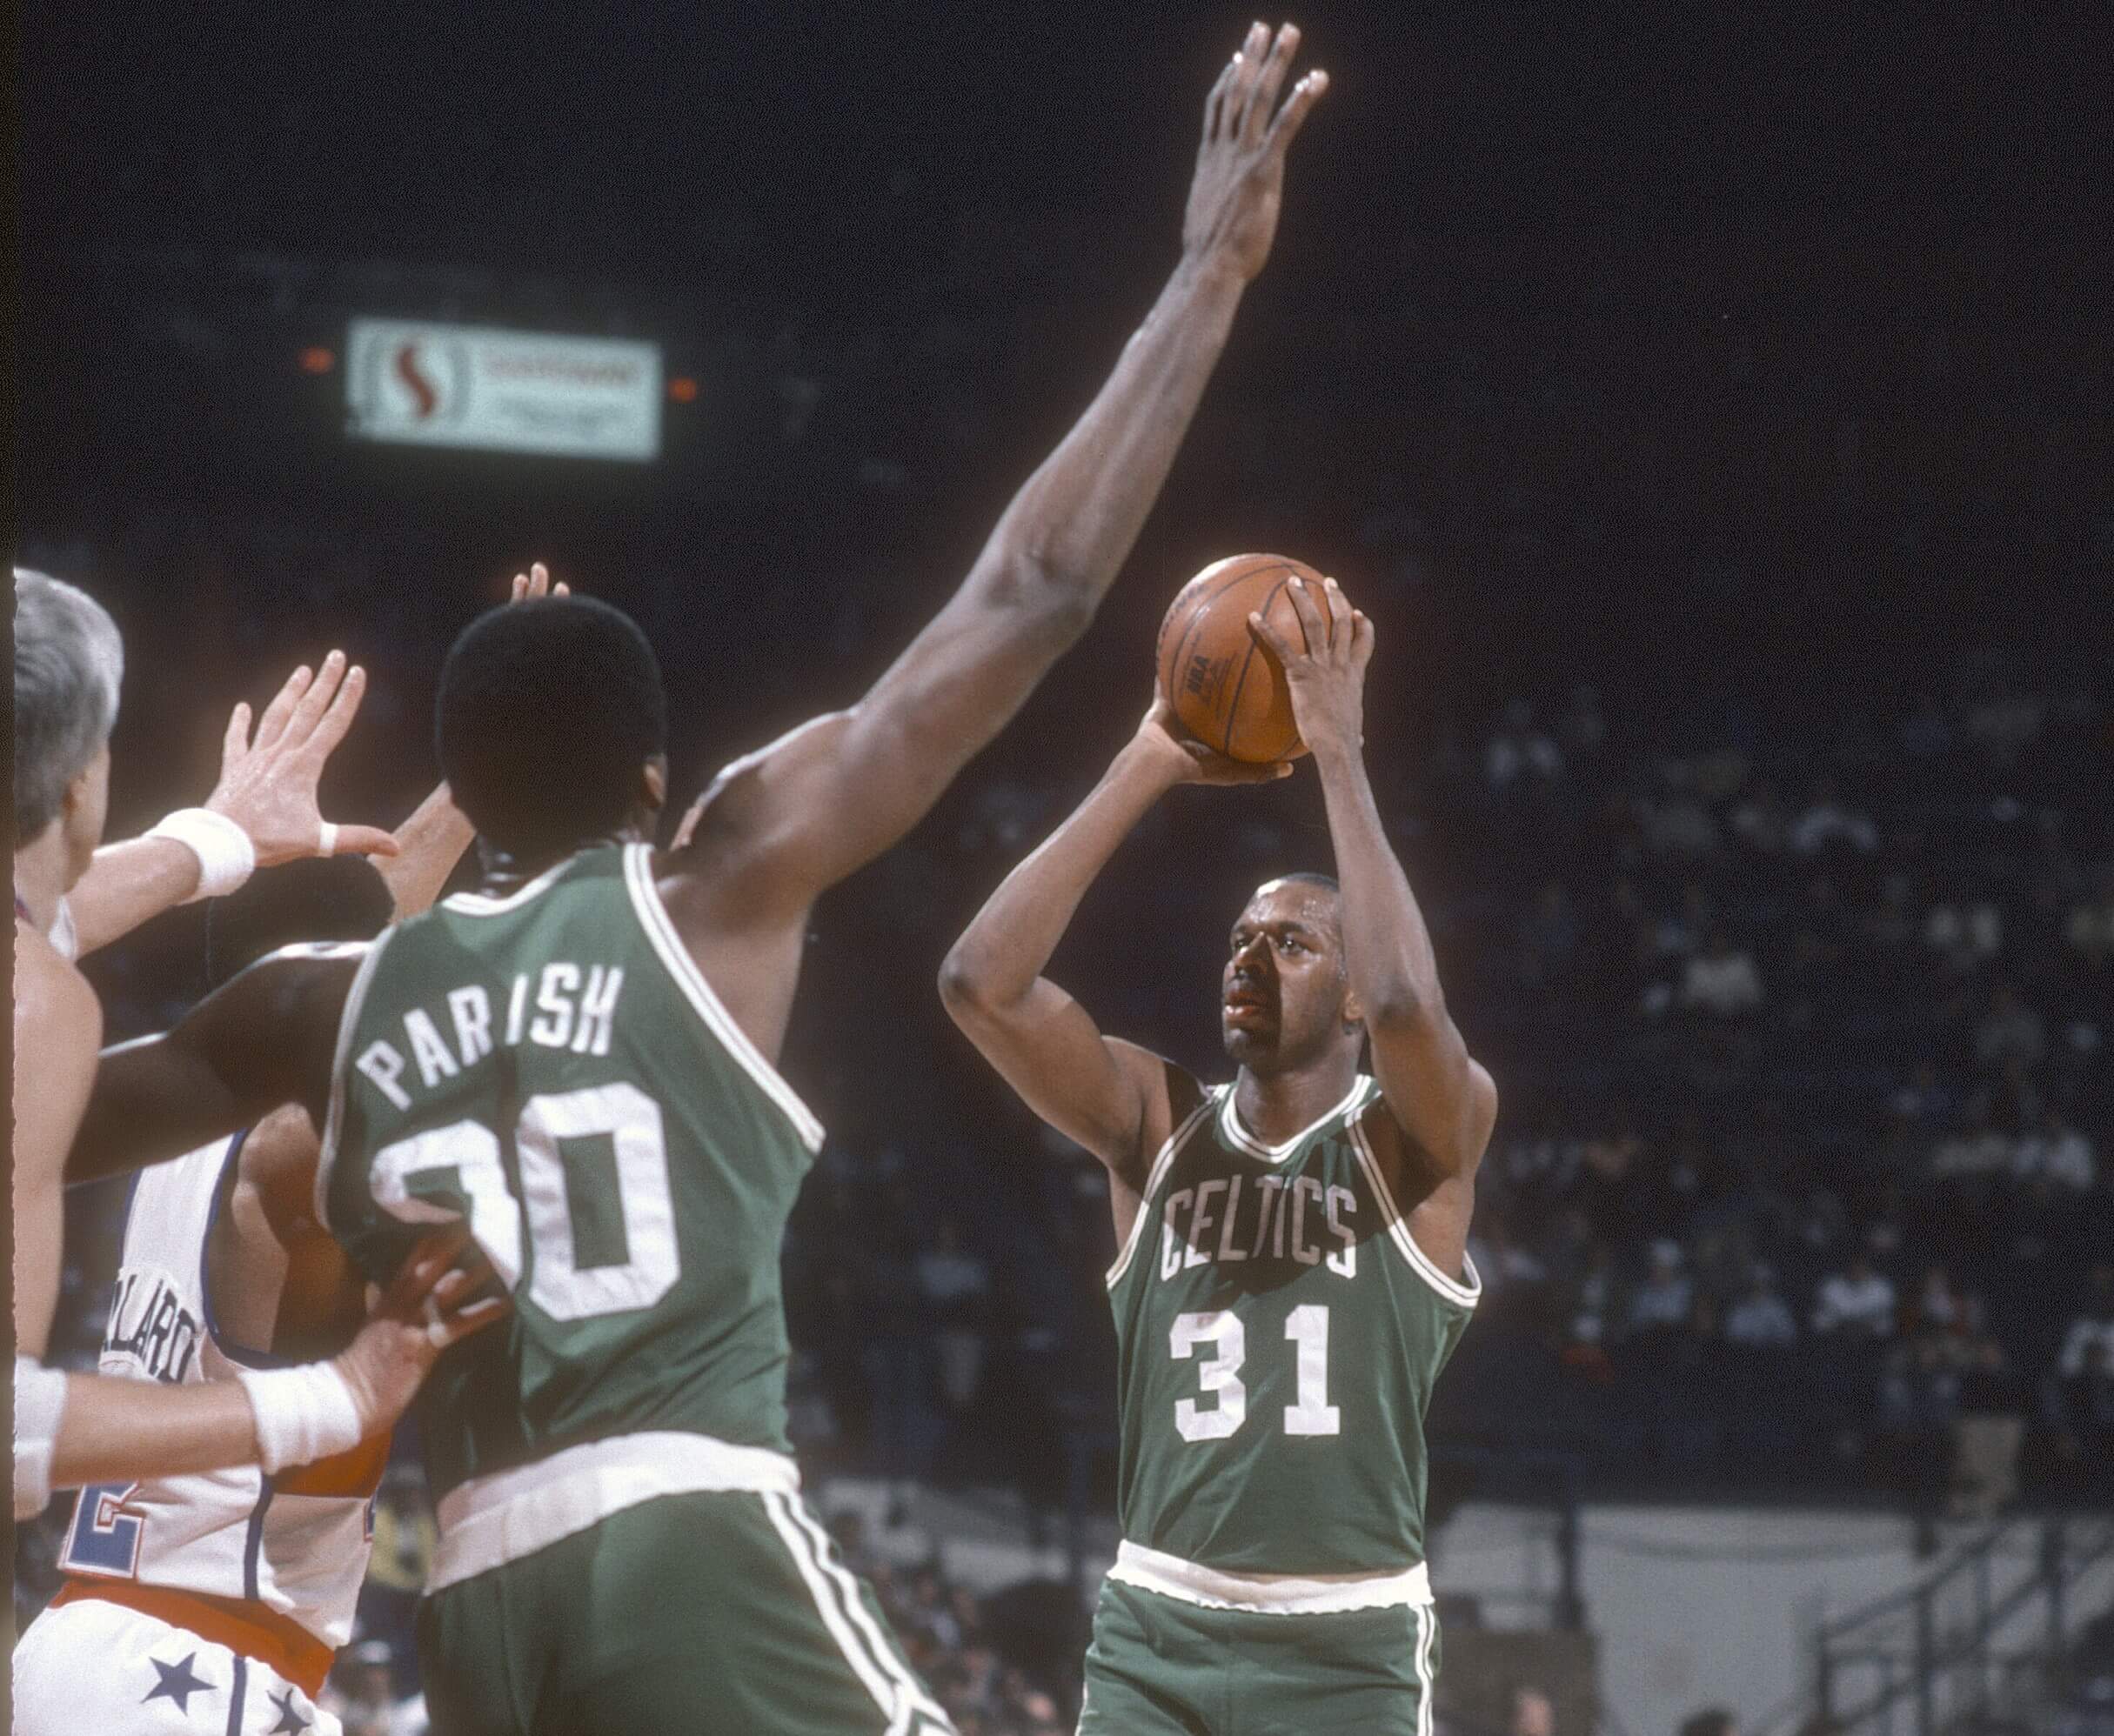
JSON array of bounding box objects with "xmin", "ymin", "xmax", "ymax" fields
[{"xmin": 14, "ymin": 3, "xmax": 2113, "ymax": 1733}]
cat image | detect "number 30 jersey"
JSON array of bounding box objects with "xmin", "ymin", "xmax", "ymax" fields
[
  {"xmin": 319, "ymin": 843, "xmax": 826, "ymax": 1504},
  {"xmin": 1106, "ymin": 1075, "xmax": 1478, "ymax": 1576}
]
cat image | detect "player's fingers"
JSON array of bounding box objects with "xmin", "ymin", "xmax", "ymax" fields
[
  {"xmin": 1224, "ymin": 22, "xmax": 1268, "ymax": 134},
  {"xmin": 326, "ymin": 823, "xmax": 401, "ymax": 858},
  {"xmin": 1241, "ymin": 22, "xmax": 1301, "ymax": 145},
  {"xmin": 1266, "ymin": 68, "xmax": 1328, "ymax": 156},
  {"xmin": 379, "ymin": 1226, "xmax": 472, "ymax": 1319},
  {"xmin": 511, "ymin": 571, "xmax": 528, "ymax": 603},
  {"xmin": 552, "ymin": 581, "xmax": 570, "ymax": 598},
  {"xmin": 528, "ymin": 561, "xmax": 552, "ymax": 598},
  {"xmin": 1320, "ymin": 577, "xmax": 1355, "ymax": 656},
  {"xmin": 283, "ymin": 650, "xmax": 350, "ymax": 749},
  {"xmin": 298, "ymin": 661, "xmax": 367, "ymax": 762},
  {"xmin": 1248, "ymin": 608, "xmax": 1294, "ymax": 663},
  {"xmin": 1284, "ymin": 576, "xmax": 1329, "ymax": 652},
  {"xmin": 251, "ymin": 663, "xmax": 314, "ymax": 751},
  {"xmin": 1349, "ymin": 609, "xmax": 1376, "ymax": 666},
  {"xmin": 221, "ymin": 701, "xmax": 253, "ymax": 766},
  {"xmin": 1203, "ymin": 51, "xmax": 1239, "ymax": 142}
]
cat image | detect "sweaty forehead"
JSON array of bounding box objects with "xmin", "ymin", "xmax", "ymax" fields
[{"xmin": 1236, "ymin": 880, "xmax": 1341, "ymax": 938}]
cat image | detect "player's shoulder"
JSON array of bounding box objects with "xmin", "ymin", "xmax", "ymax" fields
[{"xmin": 13, "ymin": 922, "xmax": 101, "ymax": 1054}]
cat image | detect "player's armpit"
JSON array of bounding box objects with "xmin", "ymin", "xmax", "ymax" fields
[{"xmin": 70, "ymin": 947, "xmax": 358, "ymax": 1186}]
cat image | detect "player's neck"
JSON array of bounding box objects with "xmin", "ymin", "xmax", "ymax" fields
[
  {"xmin": 1233, "ymin": 1058, "xmax": 1361, "ymax": 1148},
  {"xmin": 12, "ymin": 831, "xmax": 70, "ymax": 936}
]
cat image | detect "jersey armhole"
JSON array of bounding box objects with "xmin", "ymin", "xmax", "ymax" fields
[
  {"xmin": 1348, "ymin": 1104, "xmax": 1483, "ymax": 1310},
  {"xmin": 1105, "ymin": 1079, "xmax": 1217, "ymax": 1292}
]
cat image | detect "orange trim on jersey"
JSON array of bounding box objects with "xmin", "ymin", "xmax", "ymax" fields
[
  {"xmin": 52, "ymin": 1578, "xmax": 335, "ymax": 1698},
  {"xmin": 273, "ymin": 1428, "xmax": 391, "ymax": 1499}
]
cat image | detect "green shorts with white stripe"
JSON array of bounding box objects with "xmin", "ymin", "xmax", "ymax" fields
[
  {"xmin": 1077, "ymin": 1576, "xmax": 1441, "ymax": 1736},
  {"xmin": 417, "ymin": 1490, "xmax": 955, "ymax": 1736}
]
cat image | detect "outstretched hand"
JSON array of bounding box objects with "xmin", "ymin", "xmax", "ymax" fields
[
  {"xmin": 206, "ymin": 651, "xmax": 399, "ymax": 865},
  {"xmin": 1183, "ymin": 23, "xmax": 1328, "ymax": 283},
  {"xmin": 1134, "ymin": 695, "xmax": 1295, "ymax": 787},
  {"xmin": 508, "ymin": 561, "xmax": 570, "ymax": 604},
  {"xmin": 1246, "ymin": 575, "xmax": 1373, "ymax": 758}
]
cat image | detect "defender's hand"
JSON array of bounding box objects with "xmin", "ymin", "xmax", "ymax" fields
[
  {"xmin": 1247, "ymin": 575, "xmax": 1373, "ymax": 758},
  {"xmin": 333, "ymin": 1229, "xmax": 508, "ymax": 1436},
  {"xmin": 207, "ymin": 652, "xmax": 399, "ymax": 865},
  {"xmin": 1182, "ymin": 23, "xmax": 1328, "ymax": 284},
  {"xmin": 507, "ymin": 561, "xmax": 570, "ymax": 603},
  {"xmin": 1134, "ymin": 696, "xmax": 1294, "ymax": 787}
]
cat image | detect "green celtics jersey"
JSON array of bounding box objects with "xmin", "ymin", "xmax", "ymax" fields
[
  {"xmin": 318, "ymin": 843, "xmax": 825, "ymax": 1501},
  {"xmin": 1107, "ymin": 1075, "xmax": 1477, "ymax": 1575}
]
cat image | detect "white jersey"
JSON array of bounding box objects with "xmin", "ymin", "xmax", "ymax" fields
[{"xmin": 57, "ymin": 1134, "xmax": 382, "ymax": 1653}]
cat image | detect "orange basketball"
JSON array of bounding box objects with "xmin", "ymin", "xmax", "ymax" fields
[{"xmin": 1155, "ymin": 553, "xmax": 1335, "ymax": 763}]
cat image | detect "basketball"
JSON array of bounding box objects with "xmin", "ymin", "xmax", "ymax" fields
[{"xmin": 1155, "ymin": 552, "xmax": 1335, "ymax": 762}]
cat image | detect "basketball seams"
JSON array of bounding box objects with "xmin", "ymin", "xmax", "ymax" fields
[
  {"xmin": 1157, "ymin": 555, "xmax": 1274, "ymax": 710},
  {"xmin": 1220, "ymin": 569, "xmax": 1293, "ymax": 759}
]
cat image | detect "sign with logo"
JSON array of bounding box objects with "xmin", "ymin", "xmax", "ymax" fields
[{"xmin": 345, "ymin": 319, "xmax": 662, "ymax": 461}]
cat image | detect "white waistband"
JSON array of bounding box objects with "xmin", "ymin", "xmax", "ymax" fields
[
  {"xmin": 430, "ymin": 1431, "xmax": 800, "ymax": 1592},
  {"xmin": 1107, "ymin": 1540, "xmax": 1433, "ymax": 1614}
]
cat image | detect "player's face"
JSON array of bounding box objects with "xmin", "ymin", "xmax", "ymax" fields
[{"xmin": 1221, "ymin": 881, "xmax": 1353, "ymax": 1072}]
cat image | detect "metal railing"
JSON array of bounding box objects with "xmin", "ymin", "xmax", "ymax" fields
[{"xmin": 1811, "ymin": 1515, "xmax": 2114, "ymax": 1736}]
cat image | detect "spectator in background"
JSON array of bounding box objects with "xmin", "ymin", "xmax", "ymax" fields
[
  {"xmin": 1949, "ymin": 1303, "xmax": 2025, "ymax": 1519},
  {"xmin": 1930, "ymin": 1105, "xmax": 2016, "ymax": 1179},
  {"xmin": 1924, "ymin": 892, "xmax": 2004, "ymax": 975},
  {"xmin": 2014, "ymin": 1111, "xmax": 2097, "ymax": 1191},
  {"xmin": 1682, "ymin": 929, "xmax": 1764, "ymax": 1016},
  {"xmin": 1790, "ymin": 778, "xmax": 1877, "ymax": 854},
  {"xmin": 1975, "ymin": 982, "xmax": 2047, "ymax": 1072},
  {"xmin": 918, "ymin": 1216, "xmax": 993, "ymax": 1423},
  {"xmin": 1510, "ymin": 1686, "xmax": 1558, "ymax": 1736},
  {"xmin": 1628, "ymin": 1240, "xmax": 1696, "ymax": 1339},
  {"xmin": 1729, "ymin": 780, "xmax": 1789, "ymax": 853},
  {"xmin": 1724, "ymin": 1265, "xmax": 1798, "ymax": 1347},
  {"xmin": 323, "ymin": 1640, "xmax": 425, "ymax": 1736},
  {"xmin": 1487, "ymin": 698, "xmax": 1564, "ymax": 792},
  {"xmin": 2057, "ymin": 1267, "xmax": 2114, "ymax": 1380},
  {"xmin": 2067, "ymin": 862, "xmax": 2114, "ymax": 963},
  {"xmin": 1814, "ymin": 1251, "xmax": 1897, "ymax": 1339}
]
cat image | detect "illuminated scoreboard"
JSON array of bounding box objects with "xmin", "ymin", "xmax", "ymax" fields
[{"xmin": 345, "ymin": 318, "xmax": 663, "ymax": 462}]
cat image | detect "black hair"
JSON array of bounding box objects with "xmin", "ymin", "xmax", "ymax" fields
[
  {"xmin": 436, "ymin": 597, "xmax": 667, "ymax": 859},
  {"xmin": 1275, "ymin": 871, "xmax": 1341, "ymax": 898},
  {"xmin": 204, "ymin": 856, "xmax": 396, "ymax": 991}
]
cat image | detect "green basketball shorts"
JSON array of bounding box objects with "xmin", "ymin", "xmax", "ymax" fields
[
  {"xmin": 1077, "ymin": 1547, "xmax": 1441, "ymax": 1736},
  {"xmin": 417, "ymin": 1490, "xmax": 954, "ymax": 1736}
]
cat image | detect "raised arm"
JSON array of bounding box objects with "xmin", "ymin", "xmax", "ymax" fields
[
  {"xmin": 941, "ymin": 701, "xmax": 1281, "ymax": 1181},
  {"xmin": 69, "ymin": 948, "xmax": 359, "ymax": 1185},
  {"xmin": 66, "ymin": 652, "xmax": 400, "ymax": 956},
  {"xmin": 677, "ymin": 25, "xmax": 1327, "ymax": 915},
  {"xmin": 1251, "ymin": 579, "xmax": 1498, "ymax": 1182}
]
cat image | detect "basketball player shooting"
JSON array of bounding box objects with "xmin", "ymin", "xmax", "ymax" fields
[
  {"xmin": 940, "ymin": 574, "xmax": 1497, "ymax": 1734},
  {"xmin": 73, "ymin": 28, "xmax": 1327, "ymax": 1735}
]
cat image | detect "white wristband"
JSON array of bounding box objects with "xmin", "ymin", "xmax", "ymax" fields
[
  {"xmin": 236, "ymin": 1363, "xmax": 365, "ymax": 1473},
  {"xmin": 147, "ymin": 807, "xmax": 258, "ymax": 903}
]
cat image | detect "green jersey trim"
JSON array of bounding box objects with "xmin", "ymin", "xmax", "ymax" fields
[
  {"xmin": 1215, "ymin": 1074, "xmax": 1376, "ymax": 1165},
  {"xmin": 1344, "ymin": 1113, "xmax": 1482, "ymax": 1310},
  {"xmin": 1103, "ymin": 1092, "xmax": 1218, "ymax": 1290},
  {"xmin": 618, "ymin": 845, "xmax": 825, "ymax": 1153},
  {"xmin": 314, "ymin": 928, "xmax": 396, "ymax": 1233}
]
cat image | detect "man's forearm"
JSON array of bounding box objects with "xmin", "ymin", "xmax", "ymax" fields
[
  {"xmin": 66, "ymin": 838, "xmax": 204, "ymax": 955},
  {"xmin": 947, "ymin": 744, "xmax": 1177, "ymax": 1005},
  {"xmin": 375, "ymin": 783, "xmax": 477, "ymax": 919},
  {"xmin": 984, "ymin": 255, "xmax": 1246, "ymax": 606},
  {"xmin": 1311, "ymin": 742, "xmax": 1443, "ymax": 1019}
]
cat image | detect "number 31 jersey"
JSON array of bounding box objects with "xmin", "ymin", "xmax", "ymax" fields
[
  {"xmin": 1106, "ymin": 1075, "xmax": 1478, "ymax": 1576},
  {"xmin": 318, "ymin": 843, "xmax": 826, "ymax": 1504}
]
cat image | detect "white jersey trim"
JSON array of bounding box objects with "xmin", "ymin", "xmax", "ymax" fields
[
  {"xmin": 430, "ymin": 1430, "xmax": 801, "ymax": 1591},
  {"xmin": 1346, "ymin": 1114, "xmax": 1482, "ymax": 1310},
  {"xmin": 439, "ymin": 855, "xmax": 577, "ymax": 917},
  {"xmin": 620, "ymin": 844, "xmax": 826, "ymax": 1153},
  {"xmin": 314, "ymin": 929, "xmax": 397, "ymax": 1233},
  {"xmin": 1216, "ymin": 1074, "xmax": 1375, "ymax": 1165},
  {"xmin": 1104, "ymin": 1094, "xmax": 1216, "ymax": 1291},
  {"xmin": 1107, "ymin": 1540, "xmax": 1433, "ymax": 1614}
]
